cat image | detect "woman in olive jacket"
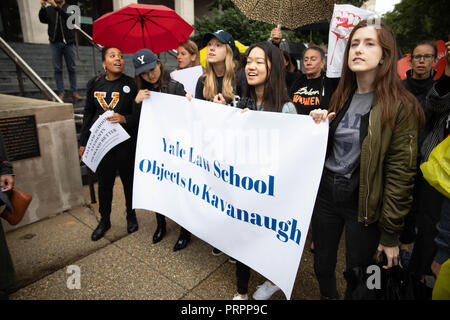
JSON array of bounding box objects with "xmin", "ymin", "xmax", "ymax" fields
[{"xmin": 309, "ymin": 20, "xmax": 425, "ymax": 299}]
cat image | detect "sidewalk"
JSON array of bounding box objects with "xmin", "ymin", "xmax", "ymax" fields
[{"xmin": 5, "ymin": 177, "xmax": 346, "ymax": 300}]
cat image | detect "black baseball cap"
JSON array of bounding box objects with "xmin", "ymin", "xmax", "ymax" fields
[
  {"xmin": 202, "ymin": 30, "xmax": 236, "ymax": 52},
  {"xmin": 133, "ymin": 48, "xmax": 158, "ymax": 76}
]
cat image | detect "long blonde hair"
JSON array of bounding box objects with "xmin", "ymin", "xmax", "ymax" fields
[{"xmin": 202, "ymin": 44, "xmax": 236, "ymax": 102}]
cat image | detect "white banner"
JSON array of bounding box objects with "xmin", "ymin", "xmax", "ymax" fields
[
  {"xmin": 82, "ymin": 111, "xmax": 130, "ymax": 172},
  {"xmin": 326, "ymin": 4, "xmax": 375, "ymax": 78},
  {"xmin": 133, "ymin": 93, "xmax": 328, "ymax": 299}
]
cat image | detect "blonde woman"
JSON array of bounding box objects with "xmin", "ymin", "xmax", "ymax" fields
[
  {"xmin": 194, "ymin": 30, "xmax": 238, "ymax": 258},
  {"xmin": 195, "ymin": 30, "xmax": 238, "ymax": 106}
]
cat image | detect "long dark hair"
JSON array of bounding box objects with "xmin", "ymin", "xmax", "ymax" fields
[
  {"xmin": 329, "ymin": 20, "xmax": 425, "ymax": 129},
  {"xmin": 244, "ymin": 41, "xmax": 290, "ymax": 112}
]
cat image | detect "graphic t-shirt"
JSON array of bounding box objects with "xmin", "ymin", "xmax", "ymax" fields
[
  {"xmin": 80, "ymin": 74, "xmax": 138, "ymax": 146},
  {"xmin": 325, "ymin": 92, "xmax": 374, "ymax": 178},
  {"xmin": 289, "ymin": 74, "xmax": 337, "ymax": 115}
]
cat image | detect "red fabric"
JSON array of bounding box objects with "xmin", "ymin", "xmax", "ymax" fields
[{"xmin": 93, "ymin": 4, "xmax": 194, "ymax": 54}]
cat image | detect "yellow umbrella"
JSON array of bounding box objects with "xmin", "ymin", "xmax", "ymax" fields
[{"xmin": 200, "ymin": 40, "xmax": 248, "ymax": 67}]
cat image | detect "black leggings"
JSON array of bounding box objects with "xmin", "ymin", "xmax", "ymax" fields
[
  {"xmin": 236, "ymin": 261, "xmax": 250, "ymax": 294},
  {"xmin": 96, "ymin": 141, "xmax": 135, "ymax": 219}
]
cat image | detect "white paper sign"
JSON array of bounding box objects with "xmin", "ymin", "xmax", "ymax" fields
[
  {"xmin": 326, "ymin": 4, "xmax": 375, "ymax": 78},
  {"xmin": 82, "ymin": 111, "xmax": 130, "ymax": 172},
  {"xmin": 133, "ymin": 93, "xmax": 328, "ymax": 299},
  {"xmin": 170, "ymin": 65, "xmax": 203, "ymax": 95}
]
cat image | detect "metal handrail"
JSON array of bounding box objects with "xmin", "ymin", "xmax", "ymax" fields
[
  {"xmin": 73, "ymin": 24, "xmax": 102, "ymax": 51},
  {"xmin": 0, "ymin": 36, "xmax": 63, "ymax": 103}
]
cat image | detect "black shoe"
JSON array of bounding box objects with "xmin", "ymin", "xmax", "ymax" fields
[
  {"xmin": 91, "ymin": 219, "xmax": 111, "ymax": 241},
  {"xmin": 173, "ymin": 235, "xmax": 190, "ymax": 252},
  {"xmin": 152, "ymin": 223, "xmax": 166, "ymax": 244},
  {"xmin": 126, "ymin": 211, "xmax": 139, "ymax": 234}
]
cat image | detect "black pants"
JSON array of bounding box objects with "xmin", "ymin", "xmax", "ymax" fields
[
  {"xmin": 408, "ymin": 175, "xmax": 443, "ymax": 277},
  {"xmin": 312, "ymin": 169, "xmax": 379, "ymax": 299},
  {"xmin": 236, "ymin": 261, "xmax": 250, "ymax": 294},
  {"xmin": 155, "ymin": 212, "xmax": 191, "ymax": 238},
  {"xmin": 96, "ymin": 141, "xmax": 135, "ymax": 220}
]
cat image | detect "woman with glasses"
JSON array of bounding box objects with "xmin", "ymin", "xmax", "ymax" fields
[{"xmin": 400, "ymin": 40, "xmax": 450, "ymax": 299}]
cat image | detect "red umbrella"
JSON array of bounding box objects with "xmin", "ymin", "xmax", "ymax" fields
[{"xmin": 93, "ymin": 4, "xmax": 194, "ymax": 54}]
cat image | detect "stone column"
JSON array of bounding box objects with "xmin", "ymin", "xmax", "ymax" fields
[
  {"xmin": 16, "ymin": 0, "xmax": 49, "ymax": 44},
  {"xmin": 174, "ymin": 0, "xmax": 195, "ymax": 26},
  {"xmin": 112, "ymin": 0, "xmax": 137, "ymax": 11}
]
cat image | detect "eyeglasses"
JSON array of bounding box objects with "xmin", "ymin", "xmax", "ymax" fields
[{"xmin": 411, "ymin": 54, "xmax": 435, "ymax": 61}]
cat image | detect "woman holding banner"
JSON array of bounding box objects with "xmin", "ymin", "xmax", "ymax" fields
[
  {"xmin": 79, "ymin": 46, "xmax": 139, "ymax": 242},
  {"xmin": 233, "ymin": 41, "xmax": 297, "ymax": 300},
  {"xmin": 132, "ymin": 48, "xmax": 191, "ymax": 252},
  {"xmin": 194, "ymin": 30, "xmax": 240, "ymax": 106},
  {"xmin": 309, "ymin": 20, "xmax": 425, "ymax": 299},
  {"xmin": 194, "ymin": 30, "xmax": 240, "ymax": 258}
]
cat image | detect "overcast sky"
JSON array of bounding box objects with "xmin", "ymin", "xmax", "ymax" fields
[{"xmin": 376, "ymin": 0, "xmax": 402, "ymax": 15}]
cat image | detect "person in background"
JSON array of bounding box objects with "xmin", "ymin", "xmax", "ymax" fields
[
  {"xmin": 176, "ymin": 40, "xmax": 200, "ymax": 70},
  {"xmin": 268, "ymin": 26, "xmax": 283, "ymax": 48},
  {"xmin": 233, "ymin": 41, "xmax": 297, "ymax": 300},
  {"xmin": 405, "ymin": 40, "xmax": 450, "ymax": 299},
  {"xmin": 0, "ymin": 133, "xmax": 15, "ymax": 300},
  {"xmin": 281, "ymin": 49, "xmax": 299, "ymax": 92},
  {"xmin": 133, "ymin": 48, "xmax": 190, "ymax": 252},
  {"xmin": 79, "ymin": 47, "xmax": 139, "ymax": 242},
  {"xmin": 39, "ymin": 0, "xmax": 82, "ymax": 101},
  {"xmin": 289, "ymin": 46, "xmax": 338, "ymax": 115},
  {"xmin": 309, "ymin": 20, "xmax": 425, "ymax": 300}
]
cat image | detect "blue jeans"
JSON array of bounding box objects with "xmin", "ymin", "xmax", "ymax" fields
[
  {"xmin": 312, "ymin": 169, "xmax": 380, "ymax": 299},
  {"xmin": 50, "ymin": 42, "xmax": 77, "ymax": 94}
]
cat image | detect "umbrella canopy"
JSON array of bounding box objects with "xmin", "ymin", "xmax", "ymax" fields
[
  {"xmin": 93, "ymin": 4, "xmax": 194, "ymax": 54},
  {"xmin": 231, "ymin": 0, "xmax": 337, "ymax": 30},
  {"xmin": 296, "ymin": 19, "xmax": 330, "ymax": 31},
  {"xmin": 199, "ymin": 41, "xmax": 248, "ymax": 67}
]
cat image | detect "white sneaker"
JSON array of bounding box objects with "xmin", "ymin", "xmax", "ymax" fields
[
  {"xmin": 252, "ymin": 281, "xmax": 280, "ymax": 300},
  {"xmin": 233, "ymin": 293, "xmax": 248, "ymax": 300}
]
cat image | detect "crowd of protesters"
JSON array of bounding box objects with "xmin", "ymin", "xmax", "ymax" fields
[{"xmin": 1, "ymin": 16, "xmax": 449, "ymax": 301}]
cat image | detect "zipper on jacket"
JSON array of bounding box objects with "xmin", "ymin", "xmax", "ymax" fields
[
  {"xmin": 52, "ymin": 11, "xmax": 59, "ymax": 42},
  {"xmin": 409, "ymin": 134, "xmax": 414, "ymax": 168},
  {"xmin": 364, "ymin": 114, "xmax": 373, "ymax": 226}
]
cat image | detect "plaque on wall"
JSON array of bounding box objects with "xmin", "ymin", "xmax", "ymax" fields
[{"xmin": 0, "ymin": 115, "xmax": 40, "ymax": 161}]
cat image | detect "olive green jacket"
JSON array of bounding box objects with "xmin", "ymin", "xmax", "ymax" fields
[{"xmin": 358, "ymin": 98, "xmax": 419, "ymax": 247}]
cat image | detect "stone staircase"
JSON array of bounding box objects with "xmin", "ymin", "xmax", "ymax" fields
[{"xmin": 0, "ymin": 41, "xmax": 177, "ymax": 185}]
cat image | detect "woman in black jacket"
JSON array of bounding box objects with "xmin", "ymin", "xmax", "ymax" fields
[
  {"xmin": 79, "ymin": 46, "xmax": 139, "ymax": 242},
  {"xmin": 132, "ymin": 49, "xmax": 190, "ymax": 252}
]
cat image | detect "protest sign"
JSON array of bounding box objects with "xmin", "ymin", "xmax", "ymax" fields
[
  {"xmin": 133, "ymin": 93, "xmax": 328, "ymax": 299},
  {"xmin": 82, "ymin": 111, "xmax": 130, "ymax": 172},
  {"xmin": 326, "ymin": 4, "xmax": 375, "ymax": 78},
  {"xmin": 170, "ymin": 65, "xmax": 203, "ymax": 95}
]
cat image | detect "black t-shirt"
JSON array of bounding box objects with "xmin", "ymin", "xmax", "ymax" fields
[
  {"xmin": 289, "ymin": 73, "xmax": 338, "ymax": 115},
  {"xmin": 195, "ymin": 75, "xmax": 224, "ymax": 101},
  {"xmin": 80, "ymin": 74, "xmax": 138, "ymax": 146}
]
